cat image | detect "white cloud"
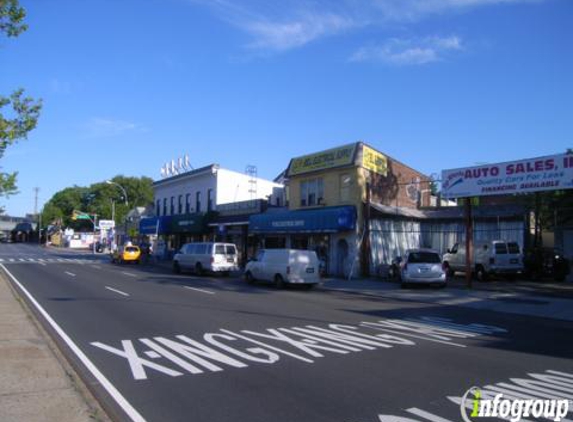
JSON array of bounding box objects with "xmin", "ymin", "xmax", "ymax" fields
[
  {"xmin": 85, "ymin": 117, "xmax": 145, "ymax": 138},
  {"xmin": 188, "ymin": 0, "xmax": 542, "ymax": 52},
  {"xmin": 350, "ymin": 36, "xmax": 463, "ymax": 65}
]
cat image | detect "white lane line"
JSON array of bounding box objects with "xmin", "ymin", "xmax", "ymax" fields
[
  {"xmin": 19, "ymin": 258, "xmax": 26, "ymax": 262},
  {"xmin": 121, "ymin": 272, "xmax": 137, "ymax": 278},
  {"xmin": 105, "ymin": 286, "xmax": 130, "ymax": 297},
  {"xmin": 0, "ymin": 259, "xmax": 4, "ymax": 262},
  {"xmin": 184, "ymin": 286, "xmax": 215, "ymax": 295},
  {"xmin": 0, "ymin": 264, "xmax": 145, "ymax": 422},
  {"xmin": 38, "ymin": 259, "xmax": 45, "ymax": 262},
  {"xmin": 65, "ymin": 271, "xmax": 76, "ymax": 277},
  {"xmin": 9, "ymin": 259, "xmax": 15, "ymax": 262},
  {"xmin": 91, "ymin": 265, "xmax": 102, "ymax": 270}
]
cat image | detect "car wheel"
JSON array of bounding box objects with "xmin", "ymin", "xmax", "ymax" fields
[
  {"xmin": 195, "ymin": 263, "xmax": 204, "ymax": 276},
  {"xmin": 475, "ymin": 266, "xmax": 487, "ymax": 282},
  {"xmin": 245, "ymin": 271, "xmax": 254, "ymax": 284},
  {"xmin": 274, "ymin": 274, "xmax": 285, "ymax": 289},
  {"xmin": 173, "ymin": 261, "xmax": 181, "ymax": 274}
]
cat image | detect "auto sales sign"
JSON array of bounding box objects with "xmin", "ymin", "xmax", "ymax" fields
[{"xmin": 442, "ymin": 152, "xmax": 573, "ymax": 199}]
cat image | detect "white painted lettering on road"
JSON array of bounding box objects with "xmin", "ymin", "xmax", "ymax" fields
[
  {"xmin": 105, "ymin": 286, "xmax": 130, "ymax": 297},
  {"xmin": 91, "ymin": 317, "xmax": 507, "ymax": 381},
  {"xmin": 364, "ymin": 369, "xmax": 573, "ymax": 422}
]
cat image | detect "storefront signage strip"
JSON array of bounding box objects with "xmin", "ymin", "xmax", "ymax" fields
[{"xmin": 288, "ymin": 143, "xmax": 357, "ymax": 176}]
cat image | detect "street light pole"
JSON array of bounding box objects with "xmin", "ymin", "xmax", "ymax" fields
[{"xmin": 106, "ymin": 180, "xmax": 129, "ymax": 245}]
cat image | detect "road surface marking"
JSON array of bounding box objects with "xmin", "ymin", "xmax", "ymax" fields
[
  {"xmin": 184, "ymin": 286, "xmax": 215, "ymax": 295},
  {"xmin": 65, "ymin": 271, "xmax": 76, "ymax": 277},
  {"xmin": 122, "ymin": 272, "xmax": 137, "ymax": 278},
  {"xmin": 91, "ymin": 265, "xmax": 102, "ymax": 270},
  {"xmin": 0, "ymin": 264, "xmax": 145, "ymax": 422},
  {"xmin": 38, "ymin": 259, "xmax": 45, "ymax": 262},
  {"xmin": 9, "ymin": 259, "xmax": 15, "ymax": 262},
  {"xmin": 105, "ymin": 286, "xmax": 130, "ymax": 297},
  {"xmin": 0, "ymin": 259, "xmax": 3, "ymax": 262},
  {"xmin": 19, "ymin": 258, "xmax": 26, "ymax": 262}
]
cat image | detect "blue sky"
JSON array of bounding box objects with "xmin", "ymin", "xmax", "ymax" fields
[{"xmin": 1, "ymin": 0, "xmax": 571, "ymax": 216}]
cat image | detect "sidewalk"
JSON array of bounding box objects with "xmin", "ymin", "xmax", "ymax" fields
[
  {"xmin": 320, "ymin": 276, "xmax": 573, "ymax": 322},
  {"xmin": 0, "ymin": 271, "xmax": 109, "ymax": 422}
]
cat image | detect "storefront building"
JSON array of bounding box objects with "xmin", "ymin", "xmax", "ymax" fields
[{"xmin": 250, "ymin": 142, "xmax": 431, "ymax": 277}]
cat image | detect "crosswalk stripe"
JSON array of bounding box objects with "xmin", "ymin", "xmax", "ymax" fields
[{"xmin": 19, "ymin": 258, "xmax": 26, "ymax": 262}]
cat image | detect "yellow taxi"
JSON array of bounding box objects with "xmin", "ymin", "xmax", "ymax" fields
[{"xmin": 111, "ymin": 245, "xmax": 142, "ymax": 264}]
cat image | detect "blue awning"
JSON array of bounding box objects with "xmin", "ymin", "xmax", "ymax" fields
[
  {"xmin": 139, "ymin": 216, "xmax": 171, "ymax": 235},
  {"xmin": 249, "ymin": 206, "xmax": 356, "ymax": 234}
]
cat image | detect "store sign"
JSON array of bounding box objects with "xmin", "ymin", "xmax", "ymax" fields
[
  {"xmin": 362, "ymin": 145, "xmax": 388, "ymax": 176},
  {"xmin": 442, "ymin": 152, "xmax": 573, "ymax": 199},
  {"xmin": 98, "ymin": 220, "xmax": 115, "ymax": 230},
  {"xmin": 288, "ymin": 143, "xmax": 357, "ymax": 176},
  {"xmin": 217, "ymin": 199, "xmax": 263, "ymax": 217}
]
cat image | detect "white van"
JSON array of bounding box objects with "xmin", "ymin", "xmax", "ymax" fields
[
  {"xmin": 442, "ymin": 240, "xmax": 523, "ymax": 281},
  {"xmin": 173, "ymin": 242, "xmax": 239, "ymax": 275},
  {"xmin": 244, "ymin": 249, "xmax": 320, "ymax": 288}
]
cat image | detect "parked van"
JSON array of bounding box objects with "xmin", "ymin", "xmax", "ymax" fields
[
  {"xmin": 244, "ymin": 249, "xmax": 320, "ymax": 288},
  {"xmin": 442, "ymin": 240, "xmax": 523, "ymax": 281},
  {"xmin": 173, "ymin": 242, "xmax": 239, "ymax": 275}
]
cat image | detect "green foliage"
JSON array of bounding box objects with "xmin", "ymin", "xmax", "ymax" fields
[
  {"xmin": 41, "ymin": 176, "xmax": 154, "ymax": 229},
  {"xmin": 0, "ymin": 0, "xmax": 42, "ymax": 207},
  {"xmin": 0, "ymin": 0, "xmax": 27, "ymax": 37}
]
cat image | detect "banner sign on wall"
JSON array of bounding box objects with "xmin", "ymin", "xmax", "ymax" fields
[
  {"xmin": 362, "ymin": 144, "xmax": 388, "ymax": 176},
  {"xmin": 442, "ymin": 152, "xmax": 573, "ymax": 199},
  {"xmin": 287, "ymin": 143, "xmax": 357, "ymax": 176}
]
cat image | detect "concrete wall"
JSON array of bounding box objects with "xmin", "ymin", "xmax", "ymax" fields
[{"xmin": 154, "ymin": 170, "xmax": 217, "ymax": 216}]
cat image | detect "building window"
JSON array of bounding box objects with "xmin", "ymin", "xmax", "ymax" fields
[
  {"xmin": 185, "ymin": 193, "xmax": 191, "ymax": 214},
  {"xmin": 207, "ymin": 189, "xmax": 214, "ymax": 212},
  {"xmin": 163, "ymin": 198, "xmax": 167, "ymax": 216},
  {"xmin": 170, "ymin": 196, "xmax": 175, "ymax": 215},
  {"xmin": 196, "ymin": 191, "xmax": 202, "ymax": 213},
  {"xmin": 178, "ymin": 195, "xmax": 183, "ymax": 214},
  {"xmin": 156, "ymin": 199, "xmax": 161, "ymax": 216},
  {"xmin": 300, "ymin": 178, "xmax": 324, "ymax": 207},
  {"xmin": 340, "ymin": 174, "xmax": 351, "ymax": 202}
]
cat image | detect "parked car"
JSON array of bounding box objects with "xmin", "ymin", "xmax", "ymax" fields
[
  {"xmin": 523, "ymin": 247, "xmax": 570, "ymax": 282},
  {"xmin": 173, "ymin": 242, "xmax": 239, "ymax": 275},
  {"xmin": 111, "ymin": 245, "xmax": 141, "ymax": 264},
  {"xmin": 244, "ymin": 249, "xmax": 320, "ymax": 288},
  {"xmin": 442, "ymin": 240, "xmax": 523, "ymax": 281},
  {"xmin": 390, "ymin": 249, "xmax": 447, "ymax": 288}
]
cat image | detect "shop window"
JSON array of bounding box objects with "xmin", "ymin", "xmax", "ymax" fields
[
  {"xmin": 156, "ymin": 199, "xmax": 161, "ymax": 216},
  {"xmin": 300, "ymin": 178, "xmax": 324, "ymax": 207},
  {"xmin": 208, "ymin": 189, "xmax": 214, "ymax": 212},
  {"xmin": 196, "ymin": 191, "xmax": 202, "ymax": 213},
  {"xmin": 185, "ymin": 193, "xmax": 191, "ymax": 214},
  {"xmin": 170, "ymin": 197, "xmax": 175, "ymax": 215},
  {"xmin": 163, "ymin": 198, "xmax": 167, "ymax": 216},
  {"xmin": 178, "ymin": 195, "xmax": 183, "ymax": 214},
  {"xmin": 340, "ymin": 174, "xmax": 351, "ymax": 202}
]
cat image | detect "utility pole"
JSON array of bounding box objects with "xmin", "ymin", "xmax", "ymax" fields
[{"xmin": 34, "ymin": 187, "xmax": 40, "ymax": 243}]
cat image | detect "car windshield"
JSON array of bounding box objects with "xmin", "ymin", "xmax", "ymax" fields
[
  {"xmin": 508, "ymin": 243, "xmax": 520, "ymax": 254},
  {"xmin": 408, "ymin": 252, "xmax": 441, "ymax": 264},
  {"xmin": 125, "ymin": 247, "xmax": 138, "ymax": 252}
]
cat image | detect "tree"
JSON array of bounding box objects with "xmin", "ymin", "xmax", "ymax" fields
[
  {"xmin": 0, "ymin": 0, "xmax": 42, "ymax": 203},
  {"xmin": 41, "ymin": 176, "xmax": 154, "ymax": 229}
]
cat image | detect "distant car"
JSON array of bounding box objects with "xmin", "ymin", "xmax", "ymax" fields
[
  {"xmin": 524, "ymin": 247, "xmax": 570, "ymax": 282},
  {"xmin": 244, "ymin": 249, "xmax": 320, "ymax": 288},
  {"xmin": 442, "ymin": 240, "xmax": 523, "ymax": 281},
  {"xmin": 173, "ymin": 242, "xmax": 239, "ymax": 276},
  {"xmin": 390, "ymin": 249, "xmax": 447, "ymax": 288},
  {"xmin": 111, "ymin": 245, "xmax": 141, "ymax": 264}
]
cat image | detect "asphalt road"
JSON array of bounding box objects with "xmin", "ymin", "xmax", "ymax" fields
[{"xmin": 2, "ymin": 243, "xmax": 573, "ymax": 422}]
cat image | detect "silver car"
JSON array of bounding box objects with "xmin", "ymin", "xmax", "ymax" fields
[{"xmin": 391, "ymin": 249, "xmax": 447, "ymax": 288}]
